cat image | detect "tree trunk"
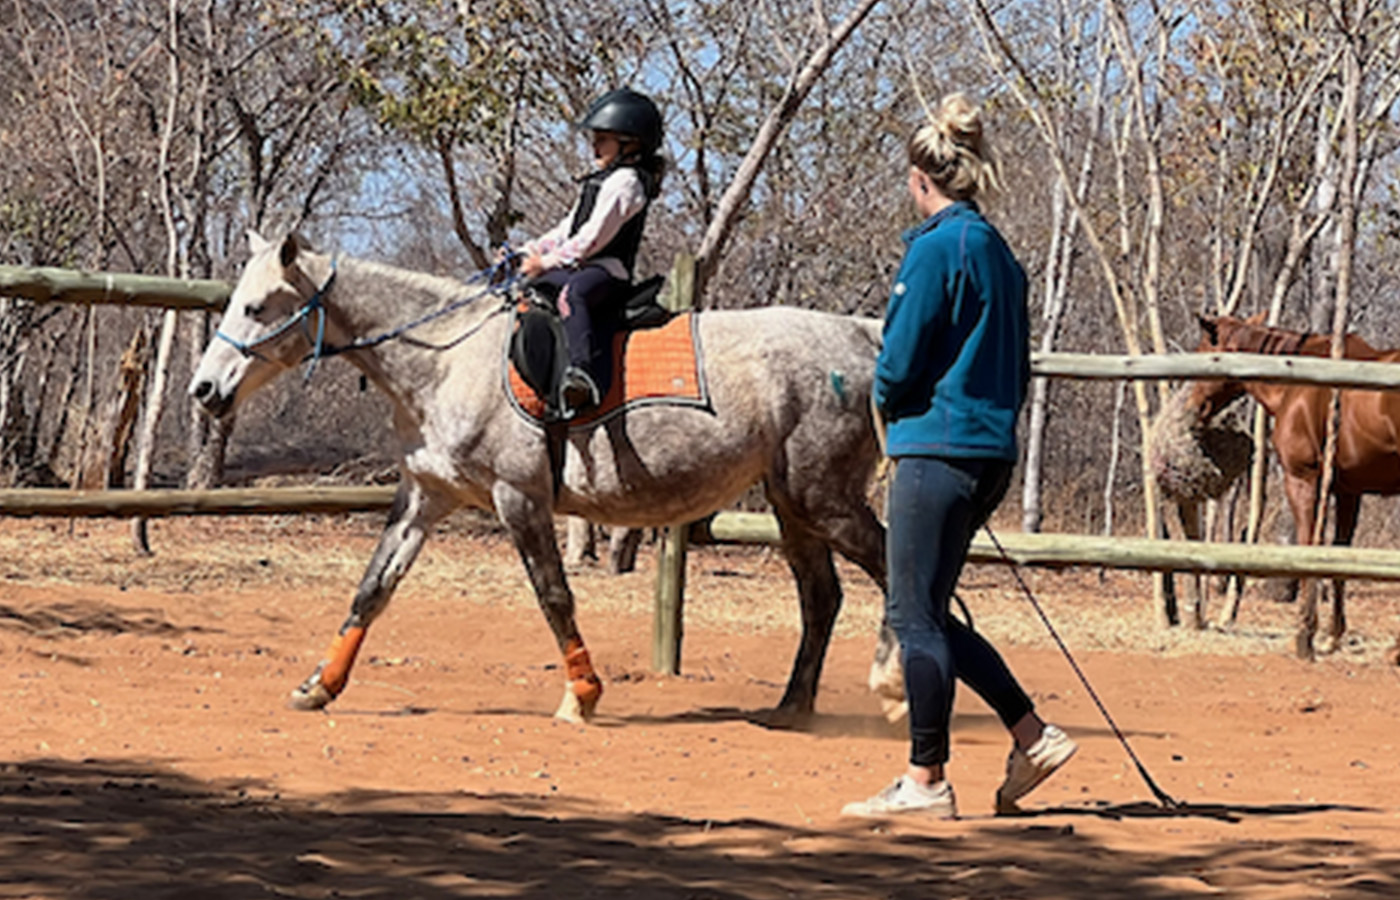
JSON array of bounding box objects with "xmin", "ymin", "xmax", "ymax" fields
[
  {"xmin": 0, "ymin": 298, "xmax": 33, "ymax": 484},
  {"xmin": 187, "ymin": 412, "xmax": 233, "ymax": 490},
  {"xmin": 75, "ymin": 326, "xmax": 149, "ymax": 490},
  {"xmin": 131, "ymin": 309, "xmax": 179, "ymax": 554},
  {"xmin": 692, "ymin": 0, "xmax": 883, "ymax": 299}
]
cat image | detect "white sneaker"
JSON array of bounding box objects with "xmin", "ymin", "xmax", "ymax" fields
[
  {"xmin": 842, "ymin": 776, "xmax": 956, "ymax": 820},
  {"xmin": 995, "ymin": 724, "xmax": 1077, "ymax": 814}
]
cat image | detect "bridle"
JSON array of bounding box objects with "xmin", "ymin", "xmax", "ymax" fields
[
  {"xmin": 215, "ymin": 252, "xmax": 520, "ymax": 382},
  {"xmin": 215, "ymin": 257, "xmax": 339, "ymax": 380}
]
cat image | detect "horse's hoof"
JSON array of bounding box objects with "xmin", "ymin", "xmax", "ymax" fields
[
  {"xmin": 868, "ymin": 658, "xmax": 905, "ymax": 701},
  {"xmin": 288, "ymin": 682, "xmax": 334, "ymax": 711},
  {"xmin": 554, "ymin": 686, "xmax": 597, "ymax": 724},
  {"xmin": 880, "ymin": 696, "xmax": 909, "ymax": 726},
  {"xmin": 758, "ymin": 705, "xmax": 812, "ymax": 730}
]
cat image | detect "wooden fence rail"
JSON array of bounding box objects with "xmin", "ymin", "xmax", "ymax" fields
[
  {"xmin": 691, "ymin": 512, "xmax": 1400, "ymax": 582},
  {"xmin": 0, "ymin": 486, "xmax": 395, "ymax": 517},
  {"xmin": 0, "ymin": 265, "xmax": 228, "ymax": 311},
  {"xmin": 5, "ymin": 263, "xmax": 1400, "ymax": 387},
  {"xmin": 5, "ymin": 488, "xmax": 1399, "ymax": 586}
]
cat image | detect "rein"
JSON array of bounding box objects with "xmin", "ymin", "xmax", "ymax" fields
[{"xmin": 216, "ymin": 253, "xmax": 520, "ymax": 382}]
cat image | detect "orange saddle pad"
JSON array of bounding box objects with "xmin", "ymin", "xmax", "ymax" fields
[{"xmin": 504, "ymin": 311, "xmax": 711, "ymax": 427}]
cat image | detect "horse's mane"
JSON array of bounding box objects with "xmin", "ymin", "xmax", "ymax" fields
[
  {"xmin": 1214, "ymin": 319, "xmax": 1312, "ymax": 355},
  {"xmin": 349, "ymin": 257, "xmax": 493, "ymax": 302},
  {"xmin": 1210, "ymin": 316, "xmax": 1395, "ymax": 360}
]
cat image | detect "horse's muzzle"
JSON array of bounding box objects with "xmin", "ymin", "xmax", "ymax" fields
[{"xmin": 189, "ymin": 377, "xmax": 235, "ymax": 419}]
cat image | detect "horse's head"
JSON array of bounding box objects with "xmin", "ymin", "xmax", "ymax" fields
[
  {"xmin": 189, "ymin": 232, "xmax": 339, "ymax": 418},
  {"xmin": 1194, "ymin": 311, "xmax": 1269, "ymax": 353},
  {"xmin": 1188, "ymin": 313, "xmax": 1255, "ymax": 421}
]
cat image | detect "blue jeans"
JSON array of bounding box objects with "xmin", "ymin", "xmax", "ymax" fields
[{"xmin": 887, "ymin": 456, "xmax": 1034, "ymax": 767}]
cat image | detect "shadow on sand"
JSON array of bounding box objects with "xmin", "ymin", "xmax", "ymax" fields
[{"xmin": 2, "ymin": 758, "xmax": 1397, "ymax": 900}]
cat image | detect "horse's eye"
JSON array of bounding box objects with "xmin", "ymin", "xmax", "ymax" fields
[{"xmin": 245, "ymin": 304, "xmax": 265, "ymax": 319}]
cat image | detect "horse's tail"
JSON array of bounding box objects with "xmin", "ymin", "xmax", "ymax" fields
[{"xmin": 858, "ymin": 316, "xmax": 883, "ymax": 351}]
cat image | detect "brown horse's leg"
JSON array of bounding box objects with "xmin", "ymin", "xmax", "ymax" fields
[
  {"xmin": 1323, "ymin": 493, "xmax": 1362, "ymax": 654},
  {"xmin": 1283, "ymin": 472, "xmax": 1320, "ymax": 660},
  {"xmin": 289, "ymin": 479, "xmax": 452, "ymax": 710},
  {"xmin": 1175, "ymin": 499, "xmax": 1206, "ymax": 629},
  {"xmin": 493, "ymin": 482, "xmax": 601, "ymax": 723}
]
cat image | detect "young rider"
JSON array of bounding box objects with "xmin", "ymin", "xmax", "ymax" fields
[{"xmin": 517, "ymin": 88, "xmax": 665, "ymax": 417}]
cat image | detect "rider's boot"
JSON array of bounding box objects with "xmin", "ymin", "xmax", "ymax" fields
[{"xmin": 560, "ymin": 366, "xmax": 600, "ymax": 418}]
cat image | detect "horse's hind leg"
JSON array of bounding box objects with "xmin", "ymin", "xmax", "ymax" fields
[
  {"xmin": 768, "ymin": 517, "xmax": 842, "ymax": 724},
  {"xmin": 289, "ymin": 479, "xmax": 453, "ymax": 710},
  {"xmin": 801, "ymin": 493, "xmax": 905, "ymax": 721},
  {"xmin": 493, "ymin": 482, "xmax": 602, "ymax": 723}
]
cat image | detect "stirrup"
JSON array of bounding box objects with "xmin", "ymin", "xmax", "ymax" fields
[{"xmin": 559, "ymin": 367, "xmax": 600, "ymax": 418}]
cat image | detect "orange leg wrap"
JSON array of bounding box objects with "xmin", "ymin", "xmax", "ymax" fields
[
  {"xmin": 564, "ymin": 638, "xmax": 603, "ymax": 706},
  {"xmin": 318, "ymin": 626, "xmax": 367, "ymax": 697}
]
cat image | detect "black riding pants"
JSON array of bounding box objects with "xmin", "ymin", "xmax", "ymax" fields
[{"xmin": 535, "ymin": 264, "xmax": 625, "ymax": 394}]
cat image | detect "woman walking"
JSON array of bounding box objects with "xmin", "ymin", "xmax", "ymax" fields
[{"xmin": 843, "ymin": 94, "xmax": 1076, "ymax": 820}]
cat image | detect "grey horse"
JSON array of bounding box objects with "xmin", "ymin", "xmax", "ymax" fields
[{"xmin": 189, "ymin": 233, "xmax": 899, "ymax": 723}]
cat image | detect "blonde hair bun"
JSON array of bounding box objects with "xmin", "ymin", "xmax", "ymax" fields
[{"xmin": 907, "ymin": 93, "xmax": 1001, "ymax": 201}]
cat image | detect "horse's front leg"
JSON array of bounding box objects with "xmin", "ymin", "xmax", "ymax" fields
[
  {"xmin": 1283, "ymin": 471, "xmax": 1321, "ymax": 660},
  {"xmin": 1320, "ymin": 493, "xmax": 1362, "ymax": 654},
  {"xmin": 493, "ymin": 482, "xmax": 602, "ymax": 723},
  {"xmin": 289, "ymin": 479, "xmax": 452, "ymax": 710}
]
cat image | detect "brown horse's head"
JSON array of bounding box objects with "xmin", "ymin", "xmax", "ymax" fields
[
  {"xmin": 1188, "ymin": 314, "xmax": 1255, "ymax": 421},
  {"xmin": 1194, "ymin": 312, "xmax": 1269, "ymax": 353}
]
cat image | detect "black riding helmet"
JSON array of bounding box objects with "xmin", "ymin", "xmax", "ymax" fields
[{"xmin": 579, "ymin": 88, "xmax": 663, "ymax": 156}]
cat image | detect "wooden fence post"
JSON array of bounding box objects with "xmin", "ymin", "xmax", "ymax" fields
[
  {"xmin": 652, "ymin": 252, "xmax": 696, "ymax": 674},
  {"xmin": 653, "ymin": 525, "xmax": 687, "ymax": 674}
]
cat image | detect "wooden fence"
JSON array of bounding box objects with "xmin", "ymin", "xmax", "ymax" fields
[
  {"xmin": 6, "ymin": 264, "xmax": 1400, "ymax": 672},
  {"xmin": 6, "ymin": 485, "xmax": 1399, "ymax": 584}
]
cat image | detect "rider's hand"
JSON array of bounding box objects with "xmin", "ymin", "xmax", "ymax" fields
[{"xmin": 519, "ymin": 252, "xmax": 546, "ymax": 279}]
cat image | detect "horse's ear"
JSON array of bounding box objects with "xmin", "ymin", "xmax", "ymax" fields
[
  {"xmin": 279, "ymin": 234, "xmax": 300, "ymax": 269},
  {"xmin": 1244, "ymin": 311, "xmax": 1266, "ymax": 325},
  {"xmin": 248, "ymin": 230, "xmax": 271, "ymax": 255},
  {"xmin": 1197, "ymin": 313, "xmax": 1219, "ymax": 344}
]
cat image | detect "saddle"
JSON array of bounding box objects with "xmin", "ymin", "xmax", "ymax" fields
[{"xmin": 508, "ymin": 275, "xmax": 673, "ymax": 421}]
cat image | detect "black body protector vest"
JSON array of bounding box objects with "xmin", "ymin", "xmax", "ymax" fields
[{"xmin": 569, "ymin": 164, "xmax": 653, "ymax": 280}]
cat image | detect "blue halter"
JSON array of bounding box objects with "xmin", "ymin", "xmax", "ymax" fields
[{"xmin": 214, "ymin": 258, "xmax": 338, "ymax": 382}]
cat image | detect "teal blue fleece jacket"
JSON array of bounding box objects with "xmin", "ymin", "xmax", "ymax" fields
[{"xmin": 874, "ymin": 201, "xmax": 1030, "ymax": 460}]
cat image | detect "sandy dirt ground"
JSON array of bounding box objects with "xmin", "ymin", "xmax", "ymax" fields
[{"xmin": 2, "ymin": 513, "xmax": 1400, "ymax": 899}]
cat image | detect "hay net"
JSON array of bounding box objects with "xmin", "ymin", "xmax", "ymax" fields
[{"xmin": 1148, "ymin": 385, "xmax": 1253, "ymax": 502}]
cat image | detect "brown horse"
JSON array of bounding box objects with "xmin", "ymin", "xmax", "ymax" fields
[{"xmin": 1191, "ymin": 313, "xmax": 1400, "ymax": 659}]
